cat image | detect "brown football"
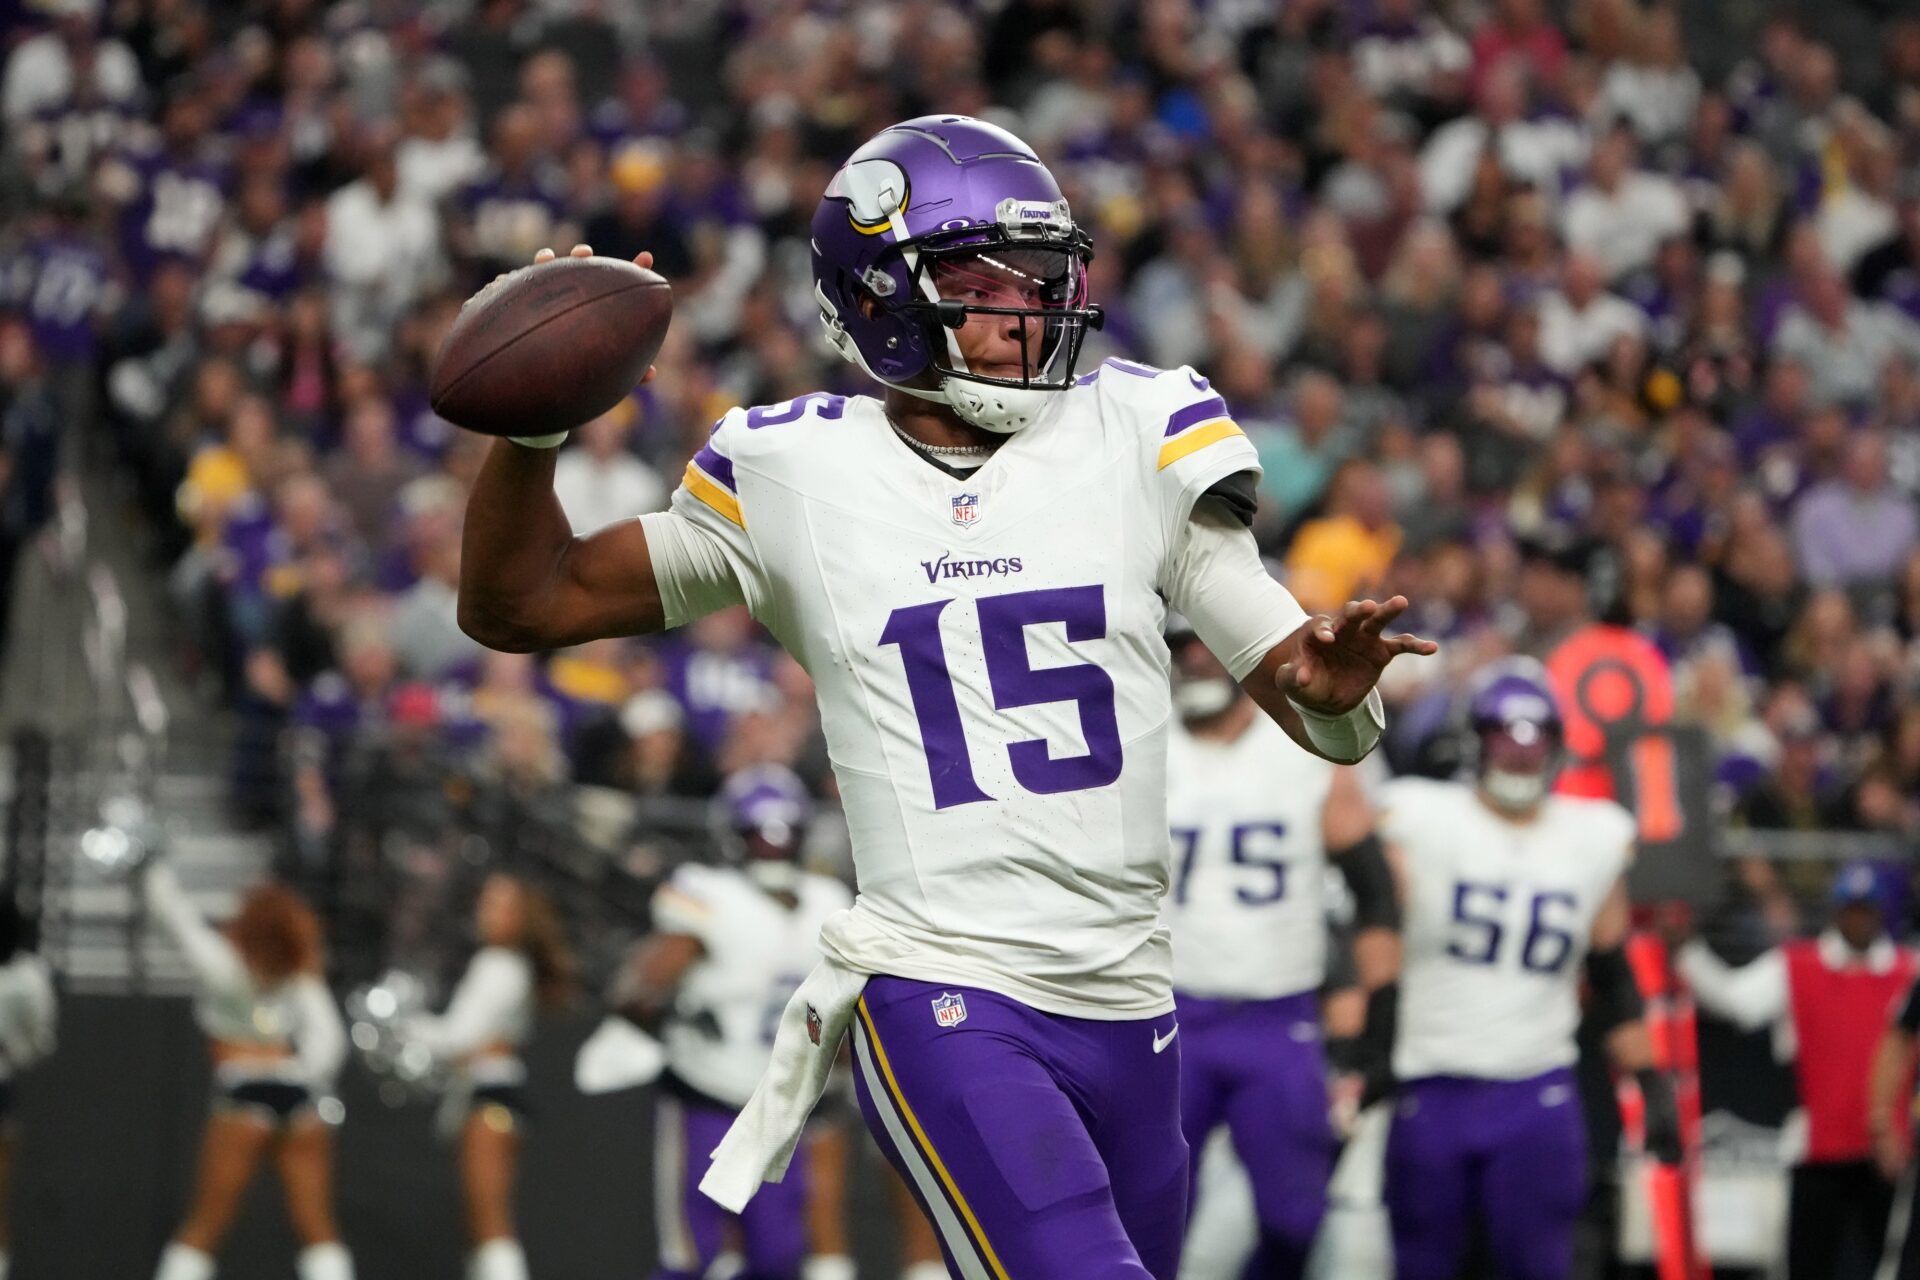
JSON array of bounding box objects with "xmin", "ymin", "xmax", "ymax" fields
[{"xmin": 429, "ymin": 256, "xmax": 672, "ymax": 437}]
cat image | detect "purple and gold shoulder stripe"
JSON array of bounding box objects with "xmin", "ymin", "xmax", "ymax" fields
[
  {"xmin": 1158, "ymin": 394, "xmax": 1244, "ymax": 470},
  {"xmin": 684, "ymin": 442, "xmax": 743, "ymax": 528}
]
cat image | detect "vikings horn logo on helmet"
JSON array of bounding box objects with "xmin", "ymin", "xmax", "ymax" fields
[{"xmin": 809, "ymin": 116, "xmax": 1103, "ymax": 434}]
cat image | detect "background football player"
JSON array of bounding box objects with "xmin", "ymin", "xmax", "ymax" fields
[
  {"xmin": 456, "ymin": 115, "xmax": 1433, "ymax": 1275},
  {"xmin": 610, "ymin": 765, "xmax": 851, "ymax": 1280},
  {"xmin": 1375, "ymin": 659, "xmax": 1682, "ymax": 1280},
  {"xmin": 1161, "ymin": 619, "xmax": 1399, "ymax": 1280}
]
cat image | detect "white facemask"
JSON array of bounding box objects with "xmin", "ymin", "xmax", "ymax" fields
[
  {"xmin": 1482, "ymin": 768, "xmax": 1548, "ymax": 814},
  {"xmin": 747, "ymin": 860, "xmax": 800, "ymax": 894},
  {"xmin": 1174, "ymin": 676, "xmax": 1240, "ymax": 722}
]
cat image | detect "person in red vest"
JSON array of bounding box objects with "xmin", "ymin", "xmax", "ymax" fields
[{"xmin": 1675, "ymin": 861, "xmax": 1916, "ymax": 1280}]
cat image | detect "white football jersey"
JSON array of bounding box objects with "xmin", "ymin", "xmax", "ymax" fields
[
  {"xmin": 1380, "ymin": 778, "xmax": 1634, "ymax": 1081},
  {"xmin": 670, "ymin": 361, "xmax": 1276, "ymax": 1018},
  {"xmin": 652, "ymin": 863, "xmax": 853, "ymax": 1109},
  {"xmin": 1163, "ymin": 712, "xmax": 1336, "ymax": 1000}
]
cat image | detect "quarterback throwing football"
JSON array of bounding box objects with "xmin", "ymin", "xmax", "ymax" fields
[{"xmin": 457, "ymin": 116, "xmax": 1434, "ymax": 1277}]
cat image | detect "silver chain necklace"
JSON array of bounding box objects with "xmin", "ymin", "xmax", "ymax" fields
[{"xmin": 889, "ymin": 417, "xmax": 997, "ymax": 459}]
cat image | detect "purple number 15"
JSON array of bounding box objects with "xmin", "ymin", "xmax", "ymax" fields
[{"xmin": 879, "ymin": 585, "xmax": 1123, "ymax": 808}]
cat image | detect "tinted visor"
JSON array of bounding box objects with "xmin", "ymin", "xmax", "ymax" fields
[
  {"xmin": 928, "ymin": 246, "xmax": 1086, "ymax": 311},
  {"xmin": 913, "ymin": 240, "xmax": 1095, "ymax": 389}
]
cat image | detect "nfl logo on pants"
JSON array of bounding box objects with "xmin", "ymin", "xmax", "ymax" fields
[{"xmin": 931, "ymin": 992, "xmax": 968, "ymax": 1027}]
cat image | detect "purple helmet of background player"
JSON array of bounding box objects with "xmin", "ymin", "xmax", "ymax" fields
[
  {"xmin": 1467, "ymin": 657, "xmax": 1565, "ymax": 814},
  {"xmin": 810, "ymin": 115, "xmax": 1103, "ymax": 434},
  {"xmin": 714, "ymin": 764, "xmax": 814, "ymax": 893}
]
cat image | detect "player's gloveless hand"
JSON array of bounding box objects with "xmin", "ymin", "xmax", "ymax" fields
[
  {"xmin": 530, "ymin": 243, "xmax": 659, "ymax": 386},
  {"xmin": 1275, "ymin": 596, "xmax": 1437, "ymax": 714}
]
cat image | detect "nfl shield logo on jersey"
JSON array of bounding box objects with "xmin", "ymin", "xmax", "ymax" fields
[
  {"xmin": 930, "ymin": 991, "xmax": 968, "ymax": 1028},
  {"xmin": 951, "ymin": 493, "xmax": 980, "ymax": 527}
]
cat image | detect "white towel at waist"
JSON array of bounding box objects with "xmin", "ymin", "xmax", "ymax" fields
[{"xmin": 700, "ymin": 903, "xmax": 916, "ymax": 1212}]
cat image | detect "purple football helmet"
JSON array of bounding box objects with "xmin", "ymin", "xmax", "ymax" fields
[
  {"xmin": 714, "ymin": 764, "xmax": 813, "ymax": 891},
  {"xmin": 1466, "ymin": 658, "xmax": 1564, "ymax": 813},
  {"xmin": 811, "ymin": 115, "xmax": 1102, "ymax": 433}
]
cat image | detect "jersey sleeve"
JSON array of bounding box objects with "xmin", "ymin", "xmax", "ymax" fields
[
  {"xmin": 664, "ymin": 409, "xmax": 770, "ymax": 621},
  {"xmin": 650, "ymin": 864, "xmax": 723, "ymax": 947},
  {"xmin": 1132, "ymin": 364, "xmax": 1262, "ymax": 542},
  {"xmin": 1163, "ymin": 499, "xmax": 1308, "ymax": 680}
]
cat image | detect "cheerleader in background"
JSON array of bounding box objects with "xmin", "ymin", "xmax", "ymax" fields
[
  {"xmin": 0, "ymin": 896, "xmax": 56, "ymax": 1280},
  {"xmin": 141, "ymin": 861, "xmax": 351, "ymax": 1280},
  {"xmin": 404, "ymin": 873, "xmax": 575, "ymax": 1280}
]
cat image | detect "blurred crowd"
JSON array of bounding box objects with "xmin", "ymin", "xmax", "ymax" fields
[{"xmin": 1, "ymin": 0, "xmax": 1919, "ymax": 919}]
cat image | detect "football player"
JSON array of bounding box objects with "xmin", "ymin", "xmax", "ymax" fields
[
  {"xmin": 1162, "ymin": 621, "xmax": 1399, "ymax": 1280},
  {"xmin": 457, "ymin": 115, "xmax": 1433, "ymax": 1276},
  {"xmin": 612, "ymin": 766, "xmax": 852, "ymax": 1280},
  {"xmin": 1376, "ymin": 659, "xmax": 1682, "ymax": 1280}
]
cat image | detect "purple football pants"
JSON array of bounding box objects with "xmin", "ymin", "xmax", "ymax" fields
[
  {"xmin": 850, "ymin": 975, "xmax": 1189, "ymax": 1279},
  {"xmin": 1383, "ymin": 1070, "xmax": 1588, "ymax": 1280},
  {"xmin": 654, "ymin": 1092, "xmax": 808, "ymax": 1280},
  {"xmin": 1175, "ymin": 990, "xmax": 1335, "ymax": 1280}
]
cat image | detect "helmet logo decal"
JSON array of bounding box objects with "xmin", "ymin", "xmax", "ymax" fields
[{"xmin": 834, "ymin": 158, "xmax": 911, "ymax": 236}]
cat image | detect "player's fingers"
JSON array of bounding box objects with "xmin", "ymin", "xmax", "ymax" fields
[
  {"xmin": 1384, "ymin": 632, "xmax": 1439, "ymax": 657},
  {"xmin": 1340, "ymin": 599, "xmax": 1379, "ymax": 628},
  {"xmin": 1359, "ymin": 596, "xmax": 1409, "ymax": 636},
  {"xmin": 533, "ymin": 248, "xmax": 556, "ymax": 264},
  {"xmin": 633, "ymin": 250, "xmax": 655, "ymax": 270},
  {"xmin": 569, "ymin": 243, "xmax": 593, "ymax": 257},
  {"xmin": 639, "ymin": 364, "xmax": 658, "ymax": 385},
  {"xmin": 1308, "ymin": 614, "xmax": 1338, "ymax": 645}
]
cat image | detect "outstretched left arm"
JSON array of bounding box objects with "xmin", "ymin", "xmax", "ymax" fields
[
  {"xmin": 1240, "ymin": 597, "xmax": 1437, "ymax": 763},
  {"xmin": 1164, "ymin": 499, "xmax": 1436, "ymax": 764}
]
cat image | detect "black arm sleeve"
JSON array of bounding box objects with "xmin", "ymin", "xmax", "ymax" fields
[
  {"xmin": 1586, "ymin": 944, "xmax": 1645, "ymax": 1035},
  {"xmin": 1199, "ymin": 470, "xmax": 1258, "ymax": 529},
  {"xmin": 1332, "ymin": 832, "xmax": 1401, "ymax": 931}
]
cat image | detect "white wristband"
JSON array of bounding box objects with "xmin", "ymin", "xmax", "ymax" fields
[
  {"xmin": 1286, "ymin": 686, "xmax": 1386, "ymax": 763},
  {"xmin": 508, "ymin": 430, "xmax": 569, "ymax": 449}
]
